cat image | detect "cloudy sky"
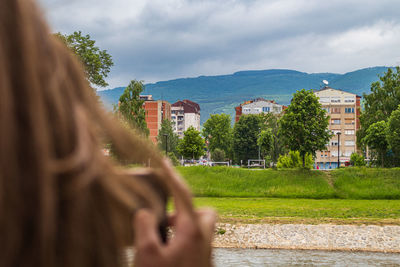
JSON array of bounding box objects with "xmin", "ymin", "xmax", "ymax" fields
[{"xmin": 38, "ymin": 0, "xmax": 400, "ymax": 89}]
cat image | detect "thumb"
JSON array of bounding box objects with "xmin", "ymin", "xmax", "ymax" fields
[{"xmin": 133, "ymin": 209, "xmax": 161, "ymax": 249}]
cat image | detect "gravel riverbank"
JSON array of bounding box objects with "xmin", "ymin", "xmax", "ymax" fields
[{"xmin": 213, "ymin": 223, "xmax": 400, "ymax": 253}]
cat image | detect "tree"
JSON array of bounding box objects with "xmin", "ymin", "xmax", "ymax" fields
[
  {"xmin": 232, "ymin": 114, "xmax": 261, "ymax": 164},
  {"xmin": 117, "ymin": 80, "xmax": 149, "ymax": 137},
  {"xmin": 211, "ymin": 148, "xmax": 225, "ymax": 162},
  {"xmin": 363, "ymin": 121, "xmax": 388, "ymax": 167},
  {"xmin": 55, "ymin": 31, "xmax": 113, "ymax": 88},
  {"xmin": 157, "ymin": 119, "xmax": 179, "ymax": 156},
  {"xmin": 279, "ymin": 89, "xmax": 331, "ymax": 167},
  {"xmin": 259, "ymin": 113, "xmax": 288, "ymax": 165},
  {"xmin": 257, "ymin": 129, "xmax": 273, "ymax": 160},
  {"xmin": 386, "ymin": 106, "xmax": 400, "ymax": 162},
  {"xmin": 177, "ymin": 126, "xmax": 205, "ymax": 159},
  {"xmin": 359, "ymin": 67, "xmax": 400, "ymax": 147},
  {"xmin": 202, "ymin": 114, "xmax": 233, "ymax": 157}
]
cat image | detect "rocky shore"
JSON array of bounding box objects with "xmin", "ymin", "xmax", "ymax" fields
[{"xmin": 213, "ymin": 223, "xmax": 400, "ymax": 253}]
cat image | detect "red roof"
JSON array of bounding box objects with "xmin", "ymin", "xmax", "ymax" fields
[{"xmin": 172, "ymin": 99, "xmax": 200, "ymax": 114}]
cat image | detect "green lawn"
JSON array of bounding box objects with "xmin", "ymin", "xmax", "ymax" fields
[
  {"xmin": 193, "ymin": 197, "xmax": 400, "ymax": 225},
  {"xmin": 177, "ymin": 166, "xmax": 400, "ymax": 200},
  {"xmin": 332, "ymin": 168, "xmax": 400, "ymax": 199},
  {"xmin": 177, "ymin": 166, "xmax": 336, "ymax": 199},
  {"xmin": 174, "ymin": 167, "xmax": 400, "ymax": 224}
]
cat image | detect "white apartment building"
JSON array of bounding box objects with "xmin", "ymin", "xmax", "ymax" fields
[
  {"xmin": 171, "ymin": 100, "xmax": 201, "ymax": 138},
  {"xmin": 241, "ymin": 98, "xmax": 284, "ymax": 115}
]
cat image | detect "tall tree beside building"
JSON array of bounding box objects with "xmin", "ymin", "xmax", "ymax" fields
[
  {"xmin": 359, "ymin": 67, "xmax": 400, "ymax": 146},
  {"xmin": 157, "ymin": 119, "xmax": 179, "ymax": 156},
  {"xmin": 259, "ymin": 113, "xmax": 288, "ymax": 165},
  {"xmin": 257, "ymin": 129, "xmax": 273, "ymax": 161},
  {"xmin": 387, "ymin": 106, "xmax": 400, "ymax": 162},
  {"xmin": 117, "ymin": 80, "xmax": 149, "ymax": 137},
  {"xmin": 279, "ymin": 89, "xmax": 331, "ymax": 167},
  {"xmin": 202, "ymin": 114, "xmax": 233, "ymax": 157},
  {"xmin": 177, "ymin": 126, "xmax": 205, "ymax": 159},
  {"xmin": 55, "ymin": 31, "xmax": 113, "ymax": 88},
  {"xmin": 363, "ymin": 121, "xmax": 388, "ymax": 167},
  {"xmin": 232, "ymin": 114, "xmax": 262, "ymax": 164}
]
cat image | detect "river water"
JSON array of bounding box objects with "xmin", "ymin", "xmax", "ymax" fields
[{"xmin": 213, "ymin": 248, "xmax": 400, "ymax": 266}]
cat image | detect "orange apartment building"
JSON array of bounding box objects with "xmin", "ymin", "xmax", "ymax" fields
[
  {"xmin": 143, "ymin": 98, "xmax": 171, "ymax": 143},
  {"xmin": 314, "ymin": 86, "xmax": 361, "ymax": 169}
]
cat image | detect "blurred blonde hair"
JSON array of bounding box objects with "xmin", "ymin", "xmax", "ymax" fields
[{"xmin": 0, "ymin": 0, "xmax": 170, "ymax": 266}]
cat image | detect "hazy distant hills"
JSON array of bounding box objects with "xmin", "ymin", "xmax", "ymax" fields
[{"xmin": 98, "ymin": 66, "xmax": 390, "ymax": 124}]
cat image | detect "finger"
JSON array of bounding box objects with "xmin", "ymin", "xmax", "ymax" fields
[
  {"xmin": 133, "ymin": 209, "xmax": 162, "ymax": 253},
  {"xmin": 161, "ymin": 159, "xmax": 194, "ymax": 216},
  {"xmin": 196, "ymin": 209, "xmax": 217, "ymax": 242}
]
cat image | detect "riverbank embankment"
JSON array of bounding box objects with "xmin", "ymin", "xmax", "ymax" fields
[{"xmin": 213, "ymin": 223, "xmax": 400, "ymax": 253}]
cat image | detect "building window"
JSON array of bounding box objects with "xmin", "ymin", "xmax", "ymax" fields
[
  {"xmin": 262, "ymin": 107, "xmax": 270, "ymax": 112},
  {"xmin": 331, "ymin": 119, "xmax": 341, "ymax": 125},
  {"xmin": 345, "ymin": 130, "xmax": 355, "ymax": 135},
  {"xmin": 254, "ymin": 108, "xmax": 261, "ymax": 113},
  {"xmin": 345, "ymin": 98, "xmax": 355, "ymax": 103},
  {"xmin": 331, "ymin": 151, "xmax": 338, "ymax": 157},
  {"xmin": 331, "ymin": 107, "xmax": 341, "ymax": 114},
  {"xmin": 243, "ymin": 108, "xmax": 251, "ymax": 112},
  {"xmin": 331, "ymin": 98, "xmax": 341, "ymax": 103},
  {"xmin": 331, "ymin": 141, "xmax": 340, "ymax": 146},
  {"xmin": 344, "ymin": 151, "xmax": 353, "ymax": 157},
  {"xmin": 332, "ymin": 130, "xmax": 341, "ymax": 135},
  {"xmin": 345, "ymin": 108, "xmax": 355, "ymax": 113},
  {"xmin": 345, "ymin": 141, "xmax": 355, "ymax": 146},
  {"xmin": 345, "ymin": 119, "xmax": 355, "ymax": 125},
  {"xmin": 319, "ymin": 97, "xmax": 330, "ymax": 103}
]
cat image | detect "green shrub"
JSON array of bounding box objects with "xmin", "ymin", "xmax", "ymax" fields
[
  {"xmin": 277, "ymin": 151, "xmax": 313, "ymax": 169},
  {"xmin": 211, "ymin": 148, "xmax": 226, "ymax": 162},
  {"xmin": 350, "ymin": 153, "xmax": 366, "ymax": 166}
]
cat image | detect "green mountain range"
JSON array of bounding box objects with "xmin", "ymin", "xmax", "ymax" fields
[{"xmin": 98, "ymin": 66, "xmax": 390, "ymax": 124}]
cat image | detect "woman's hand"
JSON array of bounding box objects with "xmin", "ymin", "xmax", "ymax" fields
[{"xmin": 133, "ymin": 160, "xmax": 216, "ymax": 267}]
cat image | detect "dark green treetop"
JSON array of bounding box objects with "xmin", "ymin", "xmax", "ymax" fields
[
  {"xmin": 177, "ymin": 126, "xmax": 205, "ymax": 160},
  {"xmin": 117, "ymin": 80, "xmax": 149, "ymax": 137},
  {"xmin": 55, "ymin": 31, "xmax": 113, "ymax": 88},
  {"xmin": 279, "ymin": 89, "xmax": 331, "ymax": 167},
  {"xmin": 157, "ymin": 119, "xmax": 179, "ymax": 156},
  {"xmin": 359, "ymin": 66, "xmax": 400, "ymax": 146},
  {"xmin": 232, "ymin": 114, "xmax": 262, "ymax": 164},
  {"xmin": 202, "ymin": 113, "xmax": 233, "ymax": 156},
  {"xmin": 363, "ymin": 120, "xmax": 388, "ymax": 167},
  {"xmin": 387, "ymin": 105, "xmax": 400, "ymax": 161}
]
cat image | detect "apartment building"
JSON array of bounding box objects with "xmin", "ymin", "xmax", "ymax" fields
[
  {"xmin": 235, "ymin": 98, "xmax": 285, "ymax": 122},
  {"xmin": 314, "ymin": 86, "xmax": 361, "ymax": 169},
  {"xmin": 143, "ymin": 99, "xmax": 171, "ymax": 143},
  {"xmin": 171, "ymin": 100, "xmax": 201, "ymax": 138}
]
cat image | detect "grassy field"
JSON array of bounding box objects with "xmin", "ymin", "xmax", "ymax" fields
[
  {"xmin": 332, "ymin": 168, "xmax": 400, "ymax": 199},
  {"xmin": 175, "ymin": 167, "xmax": 400, "ymax": 224},
  {"xmin": 193, "ymin": 197, "xmax": 400, "ymax": 225},
  {"xmin": 177, "ymin": 166, "xmax": 336, "ymax": 198},
  {"xmin": 177, "ymin": 166, "xmax": 400, "ymax": 200}
]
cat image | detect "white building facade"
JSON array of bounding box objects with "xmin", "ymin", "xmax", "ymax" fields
[
  {"xmin": 241, "ymin": 99, "xmax": 284, "ymax": 115},
  {"xmin": 171, "ymin": 100, "xmax": 201, "ymax": 138}
]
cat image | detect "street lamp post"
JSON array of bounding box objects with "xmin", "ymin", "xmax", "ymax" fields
[
  {"xmin": 337, "ymin": 132, "xmax": 341, "ymax": 168},
  {"xmin": 163, "ymin": 134, "xmax": 168, "ymax": 155}
]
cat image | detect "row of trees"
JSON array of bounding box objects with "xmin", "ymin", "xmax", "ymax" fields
[
  {"xmin": 202, "ymin": 89, "xmax": 332, "ymax": 168},
  {"xmin": 358, "ymin": 67, "xmax": 400, "ymax": 167}
]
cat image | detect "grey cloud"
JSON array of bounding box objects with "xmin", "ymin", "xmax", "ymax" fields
[{"xmin": 37, "ymin": 0, "xmax": 400, "ymax": 87}]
